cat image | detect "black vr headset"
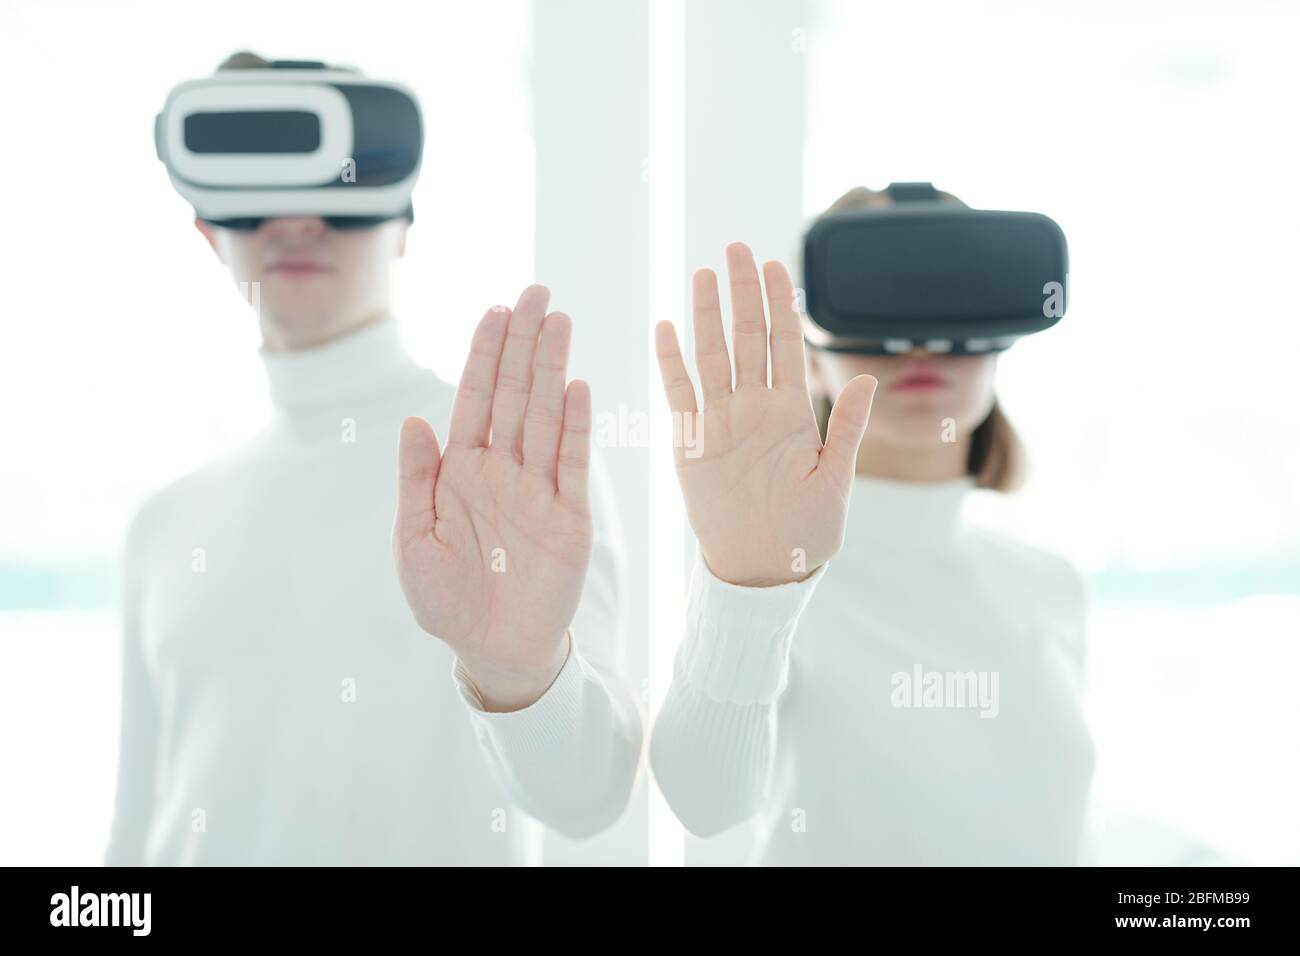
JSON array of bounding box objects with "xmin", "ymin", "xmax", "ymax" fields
[
  {"xmin": 155, "ymin": 59, "xmax": 423, "ymax": 231},
  {"xmin": 801, "ymin": 182, "xmax": 1069, "ymax": 354}
]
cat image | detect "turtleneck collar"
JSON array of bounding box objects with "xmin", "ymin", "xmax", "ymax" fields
[
  {"xmin": 841, "ymin": 473, "xmax": 976, "ymax": 554},
  {"xmin": 260, "ymin": 315, "xmax": 418, "ymax": 416}
]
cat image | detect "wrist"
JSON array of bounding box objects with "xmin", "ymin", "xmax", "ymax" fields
[
  {"xmin": 457, "ymin": 630, "xmax": 572, "ymax": 712},
  {"xmin": 701, "ymin": 550, "xmax": 823, "ymax": 588}
]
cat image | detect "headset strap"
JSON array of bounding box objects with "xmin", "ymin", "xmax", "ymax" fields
[
  {"xmin": 884, "ymin": 182, "xmax": 940, "ymax": 203},
  {"xmin": 269, "ymin": 60, "xmax": 330, "ymax": 70}
]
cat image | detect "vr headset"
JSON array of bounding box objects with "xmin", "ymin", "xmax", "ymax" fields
[
  {"xmin": 801, "ymin": 183, "xmax": 1068, "ymax": 354},
  {"xmin": 155, "ymin": 60, "xmax": 423, "ymax": 230}
]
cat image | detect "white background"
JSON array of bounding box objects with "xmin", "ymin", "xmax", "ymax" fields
[{"xmin": 2, "ymin": 0, "xmax": 1297, "ymax": 866}]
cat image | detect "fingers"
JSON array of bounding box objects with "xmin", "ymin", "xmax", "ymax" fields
[
  {"xmin": 490, "ymin": 284, "xmax": 551, "ymax": 457},
  {"xmin": 521, "ymin": 311, "xmax": 572, "ymax": 481},
  {"xmin": 692, "ymin": 268, "xmax": 732, "ymax": 403},
  {"xmin": 822, "ymin": 374, "xmax": 879, "ymax": 483},
  {"xmin": 396, "ymin": 416, "xmax": 441, "ymax": 543},
  {"xmin": 654, "ymin": 320, "xmax": 699, "ymax": 415},
  {"xmin": 447, "ymin": 305, "xmax": 510, "ymax": 448},
  {"xmin": 762, "ymin": 259, "xmax": 808, "ymax": 391},
  {"xmin": 726, "ymin": 242, "xmax": 768, "ymax": 388},
  {"xmin": 556, "ymin": 379, "xmax": 592, "ymax": 512}
]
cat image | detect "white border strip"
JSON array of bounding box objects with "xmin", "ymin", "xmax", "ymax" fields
[{"xmin": 647, "ymin": 0, "xmax": 686, "ymax": 868}]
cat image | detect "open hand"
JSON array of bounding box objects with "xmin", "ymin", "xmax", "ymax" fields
[
  {"xmin": 393, "ymin": 285, "xmax": 593, "ymax": 710},
  {"xmin": 654, "ymin": 243, "xmax": 877, "ymax": 587}
]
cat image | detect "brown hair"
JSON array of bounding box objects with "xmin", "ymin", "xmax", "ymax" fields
[
  {"xmin": 809, "ymin": 186, "xmax": 1027, "ymax": 492},
  {"xmin": 215, "ymin": 52, "xmax": 358, "ymax": 72},
  {"xmin": 216, "ymin": 51, "xmax": 272, "ymax": 71}
]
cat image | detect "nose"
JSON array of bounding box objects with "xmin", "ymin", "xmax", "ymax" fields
[{"xmin": 263, "ymin": 216, "xmax": 328, "ymax": 239}]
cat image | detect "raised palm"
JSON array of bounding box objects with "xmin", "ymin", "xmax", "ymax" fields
[
  {"xmin": 654, "ymin": 244, "xmax": 878, "ymax": 587},
  {"xmin": 393, "ymin": 285, "xmax": 593, "ymax": 710}
]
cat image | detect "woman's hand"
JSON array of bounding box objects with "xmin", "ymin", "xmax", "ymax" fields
[
  {"xmin": 654, "ymin": 243, "xmax": 878, "ymax": 587},
  {"xmin": 393, "ymin": 285, "xmax": 593, "ymax": 711}
]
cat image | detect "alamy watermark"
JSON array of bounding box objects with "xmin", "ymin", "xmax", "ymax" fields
[
  {"xmin": 890, "ymin": 664, "xmax": 1000, "ymax": 718},
  {"xmin": 50, "ymin": 886, "xmax": 151, "ymax": 936},
  {"xmin": 595, "ymin": 404, "xmax": 703, "ymax": 458}
]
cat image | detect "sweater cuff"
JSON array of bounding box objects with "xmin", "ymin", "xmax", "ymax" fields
[
  {"xmin": 677, "ymin": 551, "xmax": 826, "ymax": 706},
  {"xmin": 451, "ymin": 632, "xmax": 586, "ymax": 754}
]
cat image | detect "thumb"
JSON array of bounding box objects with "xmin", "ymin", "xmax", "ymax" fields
[
  {"xmin": 396, "ymin": 416, "xmax": 442, "ymax": 544},
  {"xmin": 821, "ymin": 374, "xmax": 878, "ymax": 482}
]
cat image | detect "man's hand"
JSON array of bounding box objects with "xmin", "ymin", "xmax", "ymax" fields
[
  {"xmin": 393, "ymin": 285, "xmax": 593, "ymax": 711},
  {"xmin": 654, "ymin": 243, "xmax": 878, "ymax": 587}
]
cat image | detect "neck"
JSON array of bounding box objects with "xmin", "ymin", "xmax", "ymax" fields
[
  {"xmin": 856, "ymin": 432, "xmax": 970, "ymax": 483},
  {"xmin": 259, "ymin": 313, "xmax": 419, "ymax": 423},
  {"xmin": 260, "ymin": 309, "xmax": 390, "ymax": 353}
]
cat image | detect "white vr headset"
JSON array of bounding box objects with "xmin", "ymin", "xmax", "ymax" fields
[{"xmin": 155, "ymin": 60, "xmax": 423, "ymax": 228}]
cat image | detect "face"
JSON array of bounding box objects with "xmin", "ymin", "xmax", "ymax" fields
[
  {"xmin": 812, "ymin": 350, "xmax": 998, "ymax": 447},
  {"xmin": 196, "ymin": 215, "xmax": 407, "ymax": 349}
]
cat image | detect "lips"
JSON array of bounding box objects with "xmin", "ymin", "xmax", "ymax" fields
[
  {"xmin": 893, "ymin": 367, "xmax": 949, "ymax": 391},
  {"xmin": 267, "ymin": 252, "xmax": 332, "ymax": 275}
]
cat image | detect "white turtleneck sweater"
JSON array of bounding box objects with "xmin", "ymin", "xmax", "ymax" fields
[
  {"xmin": 105, "ymin": 317, "xmax": 642, "ymax": 866},
  {"xmin": 650, "ymin": 475, "xmax": 1096, "ymax": 866}
]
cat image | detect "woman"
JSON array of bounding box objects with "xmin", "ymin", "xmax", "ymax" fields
[{"xmin": 649, "ymin": 187, "xmax": 1095, "ymax": 865}]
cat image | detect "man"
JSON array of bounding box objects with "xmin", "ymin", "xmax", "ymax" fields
[{"xmin": 106, "ymin": 52, "xmax": 641, "ymax": 865}]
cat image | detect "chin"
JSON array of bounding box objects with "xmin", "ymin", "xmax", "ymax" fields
[
  {"xmin": 264, "ymin": 307, "xmax": 342, "ymax": 335},
  {"xmin": 885, "ymin": 428, "xmax": 960, "ymax": 448},
  {"xmin": 877, "ymin": 408, "xmax": 969, "ymax": 441}
]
